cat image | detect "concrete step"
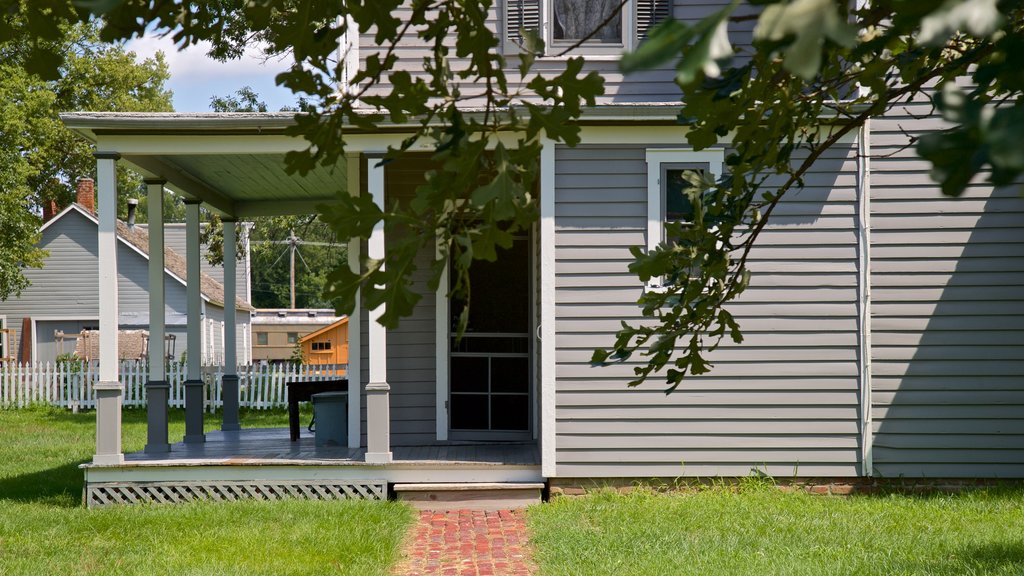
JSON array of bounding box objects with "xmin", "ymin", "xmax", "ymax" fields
[{"xmin": 393, "ymin": 482, "xmax": 545, "ymax": 511}]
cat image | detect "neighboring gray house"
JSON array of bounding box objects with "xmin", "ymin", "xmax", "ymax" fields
[
  {"xmin": 0, "ymin": 189, "xmax": 254, "ymax": 366},
  {"xmin": 60, "ymin": 0, "xmax": 1024, "ymax": 506}
]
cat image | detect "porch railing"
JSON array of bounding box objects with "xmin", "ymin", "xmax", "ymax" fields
[{"xmin": 0, "ymin": 361, "xmax": 346, "ymax": 412}]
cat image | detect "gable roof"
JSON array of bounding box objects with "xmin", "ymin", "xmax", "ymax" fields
[
  {"xmin": 41, "ymin": 203, "xmax": 254, "ymax": 312},
  {"xmin": 298, "ymin": 316, "xmax": 349, "ymax": 343}
]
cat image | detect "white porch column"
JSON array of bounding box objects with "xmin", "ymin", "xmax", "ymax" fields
[
  {"xmin": 144, "ymin": 179, "xmax": 170, "ymax": 453},
  {"xmin": 346, "ymin": 153, "xmax": 362, "ymax": 449},
  {"xmin": 93, "ymin": 153, "xmax": 123, "ymax": 465},
  {"xmin": 364, "ymin": 156, "xmax": 391, "ymax": 464},
  {"xmin": 540, "ymin": 138, "xmax": 556, "ymax": 478},
  {"xmin": 183, "ymin": 199, "xmax": 205, "ymax": 443},
  {"xmin": 221, "ymin": 218, "xmax": 241, "ymax": 432}
]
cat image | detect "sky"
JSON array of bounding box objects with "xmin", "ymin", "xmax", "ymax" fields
[{"xmin": 125, "ymin": 35, "xmax": 298, "ymax": 112}]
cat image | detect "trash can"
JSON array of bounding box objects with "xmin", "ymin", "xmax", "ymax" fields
[{"xmin": 311, "ymin": 391, "xmax": 348, "ymax": 447}]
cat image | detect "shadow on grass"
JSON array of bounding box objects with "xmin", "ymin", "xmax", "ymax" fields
[
  {"xmin": 961, "ymin": 541, "xmax": 1024, "ymax": 571},
  {"xmin": 0, "ymin": 461, "xmax": 84, "ymax": 508}
]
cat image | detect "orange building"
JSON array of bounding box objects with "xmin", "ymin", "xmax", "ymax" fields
[{"xmin": 299, "ymin": 317, "xmax": 349, "ymax": 368}]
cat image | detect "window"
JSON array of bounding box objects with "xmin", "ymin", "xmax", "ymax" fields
[
  {"xmin": 645, "ymin": 149, "xmax": 724, "ymax": 291},
  {"xmin": 287, "ymin": 332, "xmax": 298, "ymax": 344},
  {"xmin": 312, "ymin": 341, "xmax": 332, "ymax": 352},
  {"xmin": 256, "ymin": 332, "xmax": 268, "ymax": 346},
  {"xmin": 504, "ymin": 0, "xmax": 669, "ymax": 54},
  {"xmin": 552, "ymin": 0, "xmax": 622, "ymax": 44}
]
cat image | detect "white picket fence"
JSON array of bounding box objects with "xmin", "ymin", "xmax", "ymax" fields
[{"xmin": 0, "ymin": 361, "xmax": 347, "ymax": 411}]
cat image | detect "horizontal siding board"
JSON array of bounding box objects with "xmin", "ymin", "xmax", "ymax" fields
[
  {"xmin": 872, "ymin": 448, "xmax": 1024, "ymax": 464},
  {"xmin": 872, "ymin": 345, "xmax": 1024, "ymax": 361},
  {"xmin": 557, "ymin": 434, "xmax": 860, "ymax": 449},
  {"xmin": 557, "ymin": 332, "xmax": 859, "ymax": 348},
  {"xmin": 557, "ymin": 449, "xmax": 856, "ymax": 464},
  {"xmin": 874, "ymin": 405, "xmax": 1024, "ymax": 419},
  {"xmin": 873, "ymin": 272, "xmax": 1024, "ymax": 287},
  {"xmin": 557, "ymin": 405, "xmax": 858, "ymax": 420},
  {"xmin": 873, "ymin": 435, "xmax": 1024, "ymax": 449},
  {"xmin": 558, "ymin": 362, "xmax": 858, "ymax": 379},
  {"xmin": 558, "ymin": 419, "xmax": 860, "ymax": 435},
  {"xmin": 556, "ymin": 390, "xmax": 858, "ymax": 407},
  {"xmin": 559, "ymin": 347, "xmax": 857, "ymax": 363},
  {"xmin": 873, "ymin": 390, "xmax": 1024, "ymax": 405},
  {"xmin": 872, "ymin": 376, "xmax": 1024, "ymax": 391},
  {"xmin": 873, "ymin": 315, "xmax": 1024, "ymax": 331},
  {"xmin": 872, "ymin": 463, "xmax": 1024, "ymax": 478},
  {"xmin": 872, "ymin": 419, "xmax": 1024, "ymax": 434},
  {"xmin": 556, "ymin": 463, "xmax": 860, "ymax": 477},
  {"xmin": 873, "ymin": 360, "xmax": 1024, "ymax": 377},
  {"xmin": 556, "ymin": 317, "xmax": 859, "ymax": 333}
]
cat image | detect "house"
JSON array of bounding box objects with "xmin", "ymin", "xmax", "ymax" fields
[
  {"xmin": 0, "ymin": 178, "xmax": 254, "ymax": 366},
  {"xmin": 251, "ymin": 309, "xmax": 344, "ymax": 363},
  {"xmin": 298, "ymin": 317, "xmax": 349, "ymax": 367},
  {"xmin": 60, "ymin": 0, "xmax": 1024, "ymax": 506}
]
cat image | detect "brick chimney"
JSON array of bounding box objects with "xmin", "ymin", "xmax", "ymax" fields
[
  {"xmin": 76, "ymin": 177, "xmax": 95, "ymax": 213},
  {"xmin": 42, "ymin": 199, "xmax": 59, "ymax": 223}
]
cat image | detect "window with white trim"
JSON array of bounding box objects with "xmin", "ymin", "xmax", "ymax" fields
[
  {"xmin": 645, "ymin": 148, "xmax": 724, "ymax": 291},
  {"xmin": 503, "ymin": 0, "xmax": 670, "ymax": 55}
]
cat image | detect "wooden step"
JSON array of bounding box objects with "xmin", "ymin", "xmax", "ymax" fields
[{"xmin": 393, "ymin": 482, "xmax": 545, "ymax": 511}]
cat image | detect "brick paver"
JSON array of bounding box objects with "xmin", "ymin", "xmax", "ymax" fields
[{"xmin": 394, "ymin": 509, "xmax": 535, "ymax": 575}]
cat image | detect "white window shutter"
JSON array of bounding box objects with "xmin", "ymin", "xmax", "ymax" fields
[
  {"xmin": 506, "ymin": 0, "xmax": 541, "ymax": 43},
  {"xmin": 635, "ymin": 0, "xmax": 670, "ymax": 43}
]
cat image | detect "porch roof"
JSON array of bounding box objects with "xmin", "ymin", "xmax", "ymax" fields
[
  {"xmin": 60, "ymin": 107, "xmax": 686, "ymax": 219},
  {"xmin": 61, "ymin": 112, "xmax": 350, "ymax": 220}
]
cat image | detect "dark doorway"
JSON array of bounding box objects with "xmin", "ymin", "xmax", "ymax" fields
[{"xmin": 449, "ymin": 235, "xmax": 531, "ymax": 439}]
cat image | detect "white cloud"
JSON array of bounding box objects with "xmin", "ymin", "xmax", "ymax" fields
[
  {"xmin": 124, "ymin": 34, "xmax": 296, "ymax": 112},
  {"xmin": 125, "ymin": 35, "xmax": 290, "ymax": 81}
]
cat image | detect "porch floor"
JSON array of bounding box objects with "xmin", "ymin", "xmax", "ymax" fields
[
  {"xmin": 83, "ymin": 428, "xmax": 543, "ymax": 506},
  {"xmin": 111, "ymin": 427, "xmax": 541, "ymax": 468}
]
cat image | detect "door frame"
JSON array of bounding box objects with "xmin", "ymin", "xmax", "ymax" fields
[{"xmin": 435, "ymin": 230, "xmax": 537, "ymax": 442}]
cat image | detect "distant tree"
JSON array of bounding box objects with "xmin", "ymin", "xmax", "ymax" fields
[
  {"xmin": 0, "ymin": 19, "xmax": 172, "ymax": 300},
  {"xmin": 210, "ymin": 86, "xmax": 269, "ymax": 113},
  {"xmin": 205, "ymin": 87, "xmax": 345, "ymax": 309}
]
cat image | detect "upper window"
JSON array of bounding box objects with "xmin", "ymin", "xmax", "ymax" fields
[
  {"xmin": 287, "ymin": 332, "xmax": 299, "ymax": 344},
  {"xmin": 645, "ymin": 149, "xmax": 724, "ymax": 291},
  {"xmin": 256, "ymin": 332, "xmax": 269, "ymax": 346},
  {"xmin": 504, "ymin": 0, "xmax": 669, "ymax": 55},
  {"xmin": 312, "ymin": 341, "xmax": 332, "ymax": 352}
]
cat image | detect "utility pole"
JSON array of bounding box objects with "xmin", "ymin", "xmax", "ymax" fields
[{"xmin": 289, "ymin": 229, "xmax": 297, "ymax": 309}]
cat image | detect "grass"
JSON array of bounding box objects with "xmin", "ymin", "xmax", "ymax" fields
[
  {"xmin": 528, "ymin": 482, "xmax": 1024, "ymax": 576},
  {"xmin": 0, "ymin": 406, "xmax": 414, "ymax": 576}
]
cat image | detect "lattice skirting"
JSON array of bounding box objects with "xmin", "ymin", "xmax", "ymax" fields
[{"xmin": 85, "ymin": 480, "xmax": 387, "ymax": 507}]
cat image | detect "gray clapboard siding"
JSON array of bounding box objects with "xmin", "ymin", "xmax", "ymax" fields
[
  {"xmin": 870, "ymin": 98, "xmax": 1024, "ymax": 477},
  {"xmin": 357, "ymin": 0, "xmax": 755, "ymax": 106},
  {"xmin": 381, "ymin": 156, "xmax": 439, "ymax": 446},
  {"xmin": 552, "ymin": 142, "xmax": 862, "ymax": 478},
  {"xmin": 0, "ymin": 207, "xmax": 198, "ymax": 361}
]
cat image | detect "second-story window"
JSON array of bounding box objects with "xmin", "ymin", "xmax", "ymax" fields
[
  {"xmin": 552, "ymin": 0, "xmax": 622, "ymax": 44},
  {"xmin": 504, "ymin": 0, "xmax": 669, "ymax": 54}
]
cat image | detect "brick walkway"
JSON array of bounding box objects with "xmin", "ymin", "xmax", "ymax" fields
[{"xmin": 393, "ymin": 509, "xmax": 535, "ymax": 576}]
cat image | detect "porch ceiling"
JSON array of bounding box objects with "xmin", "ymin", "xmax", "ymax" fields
[
  {"xmin": 125, "ymin": 152, "xmax": 346, "ymax": 218},
  {"xmin": 61, "ymin": 112, "xmax": 353, "ymax": 219}
]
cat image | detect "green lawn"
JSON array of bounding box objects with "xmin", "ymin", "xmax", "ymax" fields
[
  {"xmin": 0, "ymin": 406, "xmax": 413, "ymax": 576},
  {"xmin": 529, "ymin": 484, "xmax": 1024, "ymax": 576}
]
